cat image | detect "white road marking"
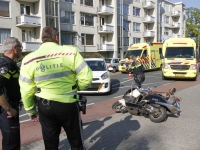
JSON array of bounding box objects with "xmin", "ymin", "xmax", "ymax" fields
[
  {"xmin": 19, "ymin": 103, "xmax": 95, "ymax": 123},
  {"xmin": 87, "ymin": 103, "xmax": 94, "ymax": 106},
  {"xmin": 19, "ymin": 114, "xmax": 28, "ymax": 117},
  {"xmin": 145, "ymin": 76, "xmax": 162, "ymax": 78},
  {"xmin": 113, "ymin": 95, "xmax": 123, "ymax": 98},
  {"xmin": 20, "ymin": 119, "xmax": 30, "ymax": 123},
  {"xmin": 112, "ymin": 78, "xmax": 133, "ymax": 86},
  {"xmin": 153, "ymin": 72, "xmax": 162, "ymax": 74},
  {"xmin": 112, "ymin": 81, "xmax": 172, "ymax": 89}
]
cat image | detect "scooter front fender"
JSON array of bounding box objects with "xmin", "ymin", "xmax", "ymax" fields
[{"xmin": 119, "ymin": 99, "xmax": 126, "ymax": 107}]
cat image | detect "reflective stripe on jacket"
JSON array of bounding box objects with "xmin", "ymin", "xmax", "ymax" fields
[{"xmin": 19, "ymin": 42, "xmax": 93, "ymax": 116}]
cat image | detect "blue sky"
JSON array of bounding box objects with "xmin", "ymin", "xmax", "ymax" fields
[{"xmin": 171, "ymin": 0, "xmax": 200, "ymax": 9}]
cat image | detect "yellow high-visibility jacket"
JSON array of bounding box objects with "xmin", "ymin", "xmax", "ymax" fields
[{"xmin": 19, "ymin": 42, "xmax": 93, "ymax": 116}]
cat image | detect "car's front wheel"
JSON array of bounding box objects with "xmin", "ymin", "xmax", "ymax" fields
[{"xmin": 112, "ymin": 67, "xmax": 117, "ymax": 73}]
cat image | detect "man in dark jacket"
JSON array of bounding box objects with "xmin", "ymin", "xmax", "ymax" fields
[{"xmin": 0, "ymin": 37, "xmax": 22, "ymax": 150}]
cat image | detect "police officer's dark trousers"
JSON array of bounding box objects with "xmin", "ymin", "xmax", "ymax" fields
[
  {"xmin": 37, "ymin": 99, "xmax": 85, "ymax": 150},
  {"xmin": 0, "ymin": 106, "xmax": 20, "ymax": 150}
]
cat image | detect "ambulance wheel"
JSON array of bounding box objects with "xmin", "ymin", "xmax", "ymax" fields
[
  {"xmin": 191, "ymin": 75, "xmax": 197, "ymax": 81},
  {"xmin": 162, "ymin": 73, "xmax": 167, "ymax": 80}
]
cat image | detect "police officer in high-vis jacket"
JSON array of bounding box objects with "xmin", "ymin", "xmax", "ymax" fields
[
  {"xmin": 0, "ymin": 37, "xmax": 22, "ymax": 150},
  {"xmin": 19, "ymin": 26, "xmax": 93, "ymax": 150}
]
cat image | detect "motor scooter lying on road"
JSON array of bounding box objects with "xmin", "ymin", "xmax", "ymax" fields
[{"xmin": 112, "ymin": 73, "xmax": 181, "ymax": 123}]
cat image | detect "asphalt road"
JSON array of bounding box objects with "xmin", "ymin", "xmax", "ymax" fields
[{"xmin": 19, "ymin": 70, "xmax": 197, "ymax": 123}]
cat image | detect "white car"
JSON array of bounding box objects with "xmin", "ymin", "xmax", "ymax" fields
[{"xmin": 78, "ymin": 58, "xmax": 112, "ymax": 94}]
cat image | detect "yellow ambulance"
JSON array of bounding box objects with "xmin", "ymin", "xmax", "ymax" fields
[
  {"xmin": 118, "ymin": 42, "xmax": 163, "ymax": 73},
  {"xmin": 162, "ymin": 38, "xmax": 198, "ymax": 80}
]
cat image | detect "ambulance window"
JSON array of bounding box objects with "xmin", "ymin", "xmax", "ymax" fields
[
  {"xmin": 142, "ymin": 50, "xmax": 147, "ymax": 57},
  {"xmin": 159, "ymin": 48, "xmax": 162, "ymax": 54}
]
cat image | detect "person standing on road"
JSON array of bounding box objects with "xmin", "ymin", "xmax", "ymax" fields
[
  {"xmin": 127, "ymin": 55, "xmax": 145, "ymax": 87},
  {"xmin": 19, "ymin": 26, "xmax": 93, "ymax": 150},
  {"xmin": 0, "ymin": 37, "xmax": 22, "ymax": 150}
]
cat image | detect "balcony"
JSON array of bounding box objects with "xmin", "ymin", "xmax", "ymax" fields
[
  {"xmin": 98, "ymin": 25, "xmax": 114, "ymax": 34},
  {"xmin": 171, "ymin": 23, "xmax": 180, "ymax": 28},
  {"xmin": 143, "ymin": 31, "xmax": 155, "ymax": 37},
  {"xmin": 172, "ymin": 34, "xmax": 180, "ymax": 38},
  {"xmin": 16, "ymin": 0, "xmax": 39, "ymax": 2},
  {"xmin": 171, "ymin": 11, "xmax": 180, "ymax": 17},
  {"xmin": 16, "ymin": 15, "xmax": 41, "ymax": 27},
  {"xmin": 142, "ymin": 16, "xmax": 155, "ymax": 23},
  {"xmin": 22, "ymin": 42, "xmax": 41, "ymax": 51},
  {"xmin": 143, "ymin": 1, "xmax": 155, "ymax": 9},
  {"xmin": 98, "ymin": 44, "xmax": 114, "ymax": 51},
  {"xmin": 97, "ymin": 6, "xmax": 114, "ymax": 15}
]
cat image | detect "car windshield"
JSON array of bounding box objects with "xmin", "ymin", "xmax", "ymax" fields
[
  {"xmin": 105, "ymin": 59, "xmax": 112, "ymax": 63},
  {"xmin": 165, "ymin": 47, "xmax": 195, "ymax": 58},
  {"xmin": 124, "ymin": 50, "xmax": 142, "ymax": 58},
  {"xmin": 86, "ymin": 60, "xmax": 107, "ymax": 71}
]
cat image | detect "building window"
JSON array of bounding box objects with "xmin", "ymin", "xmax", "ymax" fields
[
  {"xmin": 81, "ymin": 13, "xmax": 94, "ymax": 26},
  {"xmin": 45, "ymin": 0, "xmax": 59, "ymax": 28},
  {"xmin": 133, "ymin": 7, "xmax": 140, "ymax": 16},
  {"xmin": 80, "ymin": 0, "xmax": 93, "ymax": 7},
  {"xmin": 164, "ymin": 3, "xmax": 170, "ymax": 12},
  {"xmin": 0, "ymin": 1, "xmax": 9, "ymax": 17},
  {"xmin": 164, "ymin": 16, "xmax": 169, "ymax": 24},
  {"xmin": 133, "ymin": 22, "xmax": 140, "ymax": 32},
  {"xmin": 81, "ymin": 34, "xmax": 94, "ymax": 45},
  {"xmin": 60, "ymin": 11, "xmax": 74, "ymax": 24},
  {"xmin": 61, "ymin": 32, "xmax": 76, "ymax": 45},
  {"xmin": 0, "ymin": 29, "xmax": 11, "ymax": 44},
  {"xmin": 123, "ymin": 37, "xmax": 129, "ymax": 46},
  {"xmin": 22, "ymin": 30, "xmax": 32, "ymax": 42},
  {"xmin": 123, "ymin": 20, "xmax": 130, "ymax": 31},
  {"xmin": 20, "ymin": 4, "xmax": 30, "ymax": 15},
  {"xmin": 164, "ymin": 27, "xmax": 169, "ymax": 35},
  {"xmin": 133, "ymin": 37, "xmax": 141, "ymax": 44},
  {"xmin": 123, "ymin": 4, "xmax": 129, "ymax": 15},
  {"xmin": 60, "ymin": 0, "xmax": 74, "ymax": 2},
  {"xmin": 133, "ymin": 0, "xmax": 140, "ymax": 2}
]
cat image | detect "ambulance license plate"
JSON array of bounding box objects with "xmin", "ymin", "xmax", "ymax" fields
[{"xmin": 175, "ymin": 74, "xmax": 185, "ymax": 77}]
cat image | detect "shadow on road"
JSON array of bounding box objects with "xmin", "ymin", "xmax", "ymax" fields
[{"xmin": 58, "ymin": 115, "xmax": 142, "ymax": 150}]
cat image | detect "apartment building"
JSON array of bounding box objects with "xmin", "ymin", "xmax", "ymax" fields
[{"xmin": 0, "ymin": 0, "xmax": 185, "ymax": 58}]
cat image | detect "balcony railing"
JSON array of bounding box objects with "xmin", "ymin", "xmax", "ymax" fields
[
  {"xmin": 98, "ymin": 25, "xmax": 114, "ymax": 33},
  {"xmin": 172, "ymin": 34, "xmax": 180, "ymax": 38},
  {"xmin": 143, "ymin": 1, "xmax": 155, "ymax": 9},
  {"xmin": 171, "ymin": 11, "xmax": 180, "ymax": 17},
  {"xmin": 172, "ymin": 23, "xmax": 180, "ymax": 28},
  {"xmin": 143, "ymin": 31, "xmax": 155, "ymax": 37},
  {"xmin": 16, "ymin": 15, "xmax": 41, "ymax": 27},
  {"xmin": 142, "ymin": 16, "xmax": 155, "ymax": 23},
  {"xmin": 16, "ymin": 0, "xmax": 39, "ymax": 2},
  {"xmin": 22, "ymin": 42, "xmax": 41, "ymax": 51},
  {"xmin": 98, "ymin": 44, "xmax": 114, "ymax": 51},
  {"xmin": 97, "ymin": 6, "xmax": 114, "ymax": 15}
]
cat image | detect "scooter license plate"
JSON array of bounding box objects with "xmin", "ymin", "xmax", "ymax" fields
[{"xmin": 175, "ymin": 101, "xmax": 180, "ymax": 109}]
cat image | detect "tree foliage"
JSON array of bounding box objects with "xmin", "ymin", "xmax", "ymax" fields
[{"xmin": 185, "ymin": 7, "xmax": 200, "ymax": 47}]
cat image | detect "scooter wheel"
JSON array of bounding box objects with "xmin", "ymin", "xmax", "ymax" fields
[
  {"xmin": 112, "ymin": 101, "xmax": 124, "ymax": 113},
  {"xmin": 149, "ymin": 106, "xmax": 167, "ymax": 123}
]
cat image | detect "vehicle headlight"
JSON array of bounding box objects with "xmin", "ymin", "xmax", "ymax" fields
[
  {"xmin": 190, "ymin": 64, "xmax": 197, "ymax": 70},
  {"xmin": 164, "ymin": 63, "xmax": 170, "ymax": 69},
  {"xmin": 101, "ymin": 72, "xmax": 109, "ymax": 80}
]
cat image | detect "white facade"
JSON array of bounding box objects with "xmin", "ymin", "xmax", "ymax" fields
[{"xmin": 0, "ymin": 0, "xmax": 186, "ymax": 58}]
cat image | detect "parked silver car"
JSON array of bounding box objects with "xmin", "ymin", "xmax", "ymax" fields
[{"xmin": 105, "ymin": 58, "xmax": 120, "ymax": 73}]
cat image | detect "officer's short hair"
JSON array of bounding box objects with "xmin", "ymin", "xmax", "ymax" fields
[
  {"xmin": 42, "ymin": 26, "xmax": 59, "ymax": 43},
  {"xmin": 3, "ymin": 37, "xmax": 20, "ymax": 52}
]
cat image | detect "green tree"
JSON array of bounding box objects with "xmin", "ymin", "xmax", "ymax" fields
[{"xmin": 185, "ymin": 7, "xmax": 200, "ymax": 48}]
